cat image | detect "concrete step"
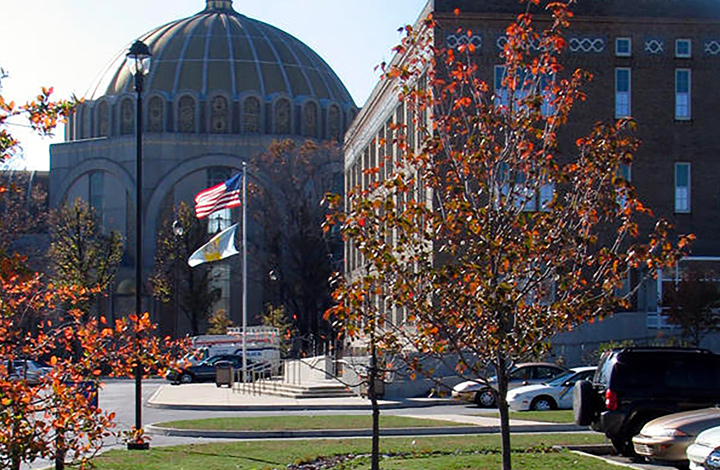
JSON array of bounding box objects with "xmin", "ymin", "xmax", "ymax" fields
[{"xmin": 235, "ymin": 379, "xmax": 356, "ymax": 399}]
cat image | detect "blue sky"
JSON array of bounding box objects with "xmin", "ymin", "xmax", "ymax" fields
[{"xmin": 1, "ymin": 0, "xmax": 427, "ymax": 170}]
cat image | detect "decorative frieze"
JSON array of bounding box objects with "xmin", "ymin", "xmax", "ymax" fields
[
  {"xmin": 704, "ymin": 40, "xmax": 720, "ymax": 55},
  {"xmin": 644, "ymin": 39, "xmax": 665, "ymax": 55},
  {"xmin": 569, "ymin": 37, "xmax": 605, "ymax": 53},
  {"xmin": 446, "ymin": 34, "xmax": 482, "ymax": 51}
]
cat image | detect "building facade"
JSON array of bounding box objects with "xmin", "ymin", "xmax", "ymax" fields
[
  {"xmin": 344, "ymin": 0, "xmax": 720, "ymax": 368},
  {"xmin": 50, "ymin": 0, "xmax": 357, "ymax": 338}
]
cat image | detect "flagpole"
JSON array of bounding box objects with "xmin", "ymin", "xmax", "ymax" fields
[{"xmin": 242, "ymin": 161, "xmax": 247, "ymax": 383}]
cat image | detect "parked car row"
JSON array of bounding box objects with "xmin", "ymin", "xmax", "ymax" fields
[{"xmin": 572, "ymin": 346, "xmax": 720, "ymax": 469}]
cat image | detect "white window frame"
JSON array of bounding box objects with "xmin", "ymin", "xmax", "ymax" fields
[
  {"xmin": 675, "ymin": 39, "xmax": 692, "ymax": 58},
  {"xmin": 675, "ymin": 69, "xmax": 691, "ymax": 120},
  {"xmin": 674, "ymin": 162, "xmax": 691, "ymax": 213},
  {"xmin": 615, "ymin": 37, "xmax": 632, "ymax": 57},
  {"xmin": 615, "ymin": 68, "xmax": 631, "ymax": 118}
]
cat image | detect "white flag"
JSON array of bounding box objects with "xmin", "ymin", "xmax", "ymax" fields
[{"xmin": 188, "ymin": 223, "xmax": 240, "ymax": 267}]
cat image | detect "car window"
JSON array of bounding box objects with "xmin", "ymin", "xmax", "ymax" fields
[
  {"xmin": 548, "ymin": 371, "xmax": 575, "ymax": 386},
  {"xmin": 510, "ymin": 367, "xmax": 531, "ymax": 380},
  {"xmin": 535, "ymin": 366, "xmax": 562, "ymax": 380}
]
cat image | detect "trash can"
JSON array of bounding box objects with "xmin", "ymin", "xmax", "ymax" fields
[{"xmin": 215, "ymin": 361, "xmax": 234, "ymax": 388}]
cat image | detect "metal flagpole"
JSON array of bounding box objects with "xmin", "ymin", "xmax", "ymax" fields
[{"xmin": 241, "ymin": 161, "xmax": 247, "ymax": 383}]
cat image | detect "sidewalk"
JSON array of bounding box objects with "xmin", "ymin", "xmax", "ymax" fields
[
  {"xmin": 147, "ymin": 382, "xmax": 585, "ymax": 439},
  {"xmin": 148, "ymin": 382, "xmax": 452, "ymax": 411}
]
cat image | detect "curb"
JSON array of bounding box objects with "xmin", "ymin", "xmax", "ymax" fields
[{"xmin": 146, "ymin": 423, "xmax": 586, "ymax": 439}]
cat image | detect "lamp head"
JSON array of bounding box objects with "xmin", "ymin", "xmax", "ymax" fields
[{"xmin": 126, "ymin": 40, "xmax": 152, "ymax": 76}]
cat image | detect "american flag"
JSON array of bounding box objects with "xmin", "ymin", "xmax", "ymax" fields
[{"xmin": 194, "ymin": 173, "xmax": 242, "ymax": 219}]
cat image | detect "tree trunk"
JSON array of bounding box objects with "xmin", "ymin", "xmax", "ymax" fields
[
  {"xmin": 369, "ymin": 343, "xmax": 381, "ymax": 470},
  {"xmin": 496, "ymin": 350, "xmax": 512, "ymax": 470},
  {"xmin": 55, "ymin": 429, "xmax": 66, "ymax": 470}
]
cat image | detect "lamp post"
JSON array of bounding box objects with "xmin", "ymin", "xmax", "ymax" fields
[{"xmin": 126, "ymin": 39, "xmax": 151, "ymax": 450}]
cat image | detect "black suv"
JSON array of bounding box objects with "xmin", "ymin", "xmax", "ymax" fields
[{"xmin": 574, "ymin": 347, "xmax": 720, "ymax": 456}]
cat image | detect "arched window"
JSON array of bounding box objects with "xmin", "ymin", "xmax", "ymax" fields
[
  {"xmin": 274, "ymin": 99, "xmax": 291, "ymax": 135},
  {"xmin": 328, "ymin": 105, "xmax": 341, "ymax": 141},
  {"xmin": 210, "ymin": 95, "xmax": 229, "ymax": 134},
  {"xmin": 120, "ymin": 98, "xmax": 135, "ymax": 135},
  {"xmin": 242, "ymin": 96, "xmax": 261, "ymax": 134},
  {"xmin": 148, "ymin": 96, "xmax": 164, "ymax": 133},
  {"xmin": 97, "ymin": 101, "xmax": 110, "ymax": 137},
  {"xmin": 303, "ymin": 102, "xmax": 318, "ymax": 138},
  {"xmin": 178, "ymin": 95, "xmax": 196, "ymax": 133}
]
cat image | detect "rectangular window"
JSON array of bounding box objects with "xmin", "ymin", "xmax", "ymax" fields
[
  {"xmin": 675, "ymin": 69, "xmax": 691, "ymax": 120},
  {"xmin": 676, "ymin": 39, "xmax": 692, "ymax": 58},
  {"xmin": 616, "ymin": 37, "xmax": 632, "ymax": 57},
  {"xmin": 617, "ymin": 163, "xmax": 632, "ymax": 208},
  {"xmin": 675, "ymin": 162, "xmax": 691, "ymax": 213},
  {"xmin": 615, "ymin": 68, "xmax": 631, "ymax": 118},
  {"xmin": 494, "ymin": 65, "xmax": 509, "ymax": 108}
]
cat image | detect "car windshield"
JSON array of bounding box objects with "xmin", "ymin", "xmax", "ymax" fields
[{"xmin": 546, "ymin": 371, "xmax": 576, "ymax": 387}]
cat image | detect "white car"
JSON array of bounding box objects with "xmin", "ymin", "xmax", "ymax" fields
[
  {"xmin": 688, "ymin": 425, "xmax": 720, "ymax": 470},
  {"xmin": 452, "ymin": 362, "xmax": 568, "ymax": 407},
  {"xmin": 507, "ymin": 366, "xmax": 596, "ymax": 411}
]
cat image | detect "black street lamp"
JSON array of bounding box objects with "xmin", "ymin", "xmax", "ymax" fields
[{"xmin": 126, "ymin": 39, "xmax": 151, "ymax": 451}]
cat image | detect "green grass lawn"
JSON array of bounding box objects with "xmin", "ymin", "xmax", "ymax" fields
[
  {"xmin": 156, "ymin": 415, "xmax": 464, "ymax": 431},
  {"xmin": 475, "ymin": 410, "xmax": 575, "ymax": 423},
  {"xmin": 93, "ymin": 434, "xmax": 611, "ymax": 470}
]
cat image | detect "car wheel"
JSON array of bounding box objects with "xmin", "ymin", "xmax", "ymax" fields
[
  {"xmin": 475, "ymin": 389, "xmax": 496, "ymax": 408},
  {"xmin": 179, "ymin": 373, "xmax": 193, "ymax": 384},
  {"xmin": 530, "ymin": 396, "xmax": 556, "ymax": 411},
  {"xmin": 573, "ymin": 380, "xmax": 596, "ymax": 426}
]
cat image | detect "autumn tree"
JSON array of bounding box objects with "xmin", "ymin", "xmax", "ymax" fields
[
  {"xmin": 48, "ymin": 198, "xmax": 124, "ymax": 319},
  {"xmin": 254, "ymin": 139, "xmax": 342, "ymax": 351},
  {"xmin": 0, "ymin": 172, "xmax": 48, "ymax": 257},
  {"xmin": 151, "ymin": 201, "xmax": 219, "ymax": 336},
  {"xmin": 326, "ymin": 3, "xmax": 692, "ymax": 470},
  {"xmin": 664, "ymin": 269, "xmax": 720, "ymax": 347},
  {"xmin": 206, "ymin": 309, "xmax": 235, "ymax": 335},
  {"xmin": 0, "ymin": 74, "xmax": 187, "ymax": 470}
]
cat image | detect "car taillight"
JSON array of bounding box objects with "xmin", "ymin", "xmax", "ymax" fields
[{"xmin": 605, "ymin": 389, "xmax": 618, "ymax": 411}]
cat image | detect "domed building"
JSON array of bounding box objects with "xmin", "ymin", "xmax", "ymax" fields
[{"xmin": 49, "ymin": 0, "xmax": 357, "ymax": 337}]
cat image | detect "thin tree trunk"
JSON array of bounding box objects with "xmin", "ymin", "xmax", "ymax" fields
[
  {"xmin": 369, "ymin": 340, "xmax": 380, "ymax": 470},
  {"xmin": 496, "ymin": 350, "xmax": 512, "ymax": 470},
  {"xmin": 55, "ymin": 429, "xmax": 66, "ymax": 470}
]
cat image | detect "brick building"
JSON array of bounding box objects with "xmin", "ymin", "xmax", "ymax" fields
[{"xmin": 344, "ymin": 0, "xmax": 720, "ymax": 372}]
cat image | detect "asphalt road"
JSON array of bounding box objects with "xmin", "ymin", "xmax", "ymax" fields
[{"xmin": 22, "ymin": 378, "xmax": 670, "ymax": 470}]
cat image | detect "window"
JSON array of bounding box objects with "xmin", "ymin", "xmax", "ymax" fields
[
  {"xmin": 178, "ymin": 95, "xmax": 196, "ymax": 133},
  {"xmin": 210, "ymin": 96, "xmax": 229, "ymax": 134},
  {"xmin": 616, "ymin": 37, "xmax": 632, "ymax": 57},
  {"xmin": 120, "ymin": 98, "xmax": 135, "ymax": 135},
  {"xmin": 328, "ymin": 105, "xmax": 341, "ymax": 141},
  {"xmin": 242, "ymin": 96, "xmax": 261, "ymax": 134},
  {"xmin": 97, "ymin": 101, "xmax": 110, "ymax": 137},
  {"xmin": 674, "ymin": 162, "xmax": 691, "ymax": 213},
  {"xmin": 498, "ymin": 164, "xmax": 554, "ymax": 212},
  {"xmin": 617, "ymin": 163, "xmax": 632, "ymax": 208},
  {"xmin": 303, "ymin": 102, "xmax": 318, "ymax": 138},
  {"xmin": 274, "ymin": 99, "xmax": 291, "ymax": 134},
  {"xmin": 675, "ymin": 69, "xmax": 691, "ymax": 120},
  {"xmin": 615, "ymin": 68, "xmax": 631, "ymax": 118},
  {"xmin": 675, "ymin": 39, "xmax": 692, "ymax": 58},
  {"xmin": 494, "ymin": 65, "xmax": 554, "ymax": 115},
  {"xmin": 148, "ymin": 96, "xmax": 164, "ymax": 133},
  {"xmin": 494, "ymin": 65, "xmax": 510, "ymax": 108}
]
